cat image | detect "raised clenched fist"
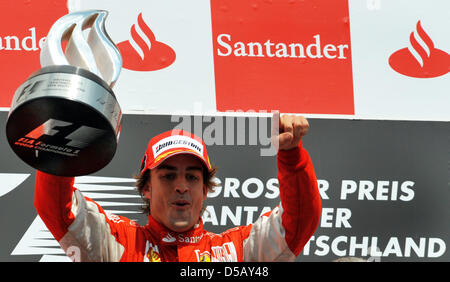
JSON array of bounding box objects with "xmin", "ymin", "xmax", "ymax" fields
[{"xmin": 273, "ymin": 111, "xmax": 310, "ymax": 151}]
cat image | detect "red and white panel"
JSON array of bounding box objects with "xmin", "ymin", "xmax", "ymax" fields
[
  {"xmin": 67, "ymin": 0, "xmax": 217, "ymax": 114},
  {"xmin": 0, "ymin": 0, "xmax": 67, "ymax": 108},
  {"xmin": 210, "ymin": 0, "xmax": 355, "ymax": 115},
  {"xmin": 349, "ymin": 0, "xmax": 450, "ymax": 121},
  {"xmin": 0, "ymin": 0, "xmax": 448, "ymax": 121}
]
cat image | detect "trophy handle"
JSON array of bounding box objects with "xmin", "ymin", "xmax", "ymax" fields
[{"xmin": 40, "ymin": 10, "xmax": 122, "ymax": 88}]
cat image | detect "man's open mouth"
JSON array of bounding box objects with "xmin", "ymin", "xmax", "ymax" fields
[{"xmin": 172, "ymin": 200, "xmax": 191, "ymax": 208}]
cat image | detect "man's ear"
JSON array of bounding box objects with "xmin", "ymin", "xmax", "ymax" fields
[
  {"xmin": 202, "ymin": 185, "xmax": 208, "ymax": 201},
  {"xmin": 143, "ymin": 182, "xmax": 152, "ymax": 200}
]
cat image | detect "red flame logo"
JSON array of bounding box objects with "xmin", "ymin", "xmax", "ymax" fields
[
  {"xmin": 389, "ymin": 21, "xmax": 449, "ymax": 78},
  {"xmin": 117, "ymin": 13, "xmax": 176, "ymax": 71}
]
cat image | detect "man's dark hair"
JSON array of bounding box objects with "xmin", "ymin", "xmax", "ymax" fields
[{"xmin": 134, "ymin": 165, "xmax": 218, "ymax": 215}]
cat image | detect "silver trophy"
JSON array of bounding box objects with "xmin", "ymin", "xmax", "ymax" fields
[{"xmin": 6, "ymin": 10, "xmax": 123, "ymax": 176}]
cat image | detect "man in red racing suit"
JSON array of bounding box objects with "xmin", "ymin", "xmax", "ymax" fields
[{"xmin": 34, "ymin": 114, "xmax": 321, "ymax": 262}]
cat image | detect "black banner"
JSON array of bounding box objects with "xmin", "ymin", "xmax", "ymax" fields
[{"xmin": 0, "ymin": 112, "xmax": 448, "ymax": 262}]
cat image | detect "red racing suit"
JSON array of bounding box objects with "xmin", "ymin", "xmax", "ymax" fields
[{"xmin": 34, "ymin": 143, "xmax": 321, "ymax": 262}]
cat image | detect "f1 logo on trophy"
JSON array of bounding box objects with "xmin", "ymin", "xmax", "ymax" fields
[{"xmin": 6, "ymin": 10, "xmax": 123, "ymax": 176}]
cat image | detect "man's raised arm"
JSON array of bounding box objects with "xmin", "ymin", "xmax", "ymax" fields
[
  {"xmin": 34, "ymin": 171, "xmax": 127, "ymax": 261},
  {"xmin": 242, "ymin": 113, "xmax": 321, "ymax": 261}
]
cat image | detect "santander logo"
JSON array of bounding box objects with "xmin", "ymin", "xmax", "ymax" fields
[
  {"xmin": 389, "ymin": 20, "xmax": 449, "ymax": 78},
  {"xmin": 117, "ymin": 13, "xmax": 176, "ymax": 71}
]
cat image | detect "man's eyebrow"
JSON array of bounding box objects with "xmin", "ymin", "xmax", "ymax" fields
[
  {"xmin": 156, "ymin": 165, "xmax": 203, "ymax": 171},
  {"xmin": 186, "ymin": 166, "xmax": 203, "ymax": 171},
  {"xmin": 157, "ymin": 165, "xmax": 177, "ymax": 171}
]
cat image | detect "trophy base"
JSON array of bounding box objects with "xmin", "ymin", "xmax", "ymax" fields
[{"xmin": 6, "ymin": 65, "xmax": 122, "ymax": 177}]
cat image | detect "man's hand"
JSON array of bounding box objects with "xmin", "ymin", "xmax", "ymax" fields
[{"xmin": 273, "ymin": 111, "xmax": 310, "ymax": 151}]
